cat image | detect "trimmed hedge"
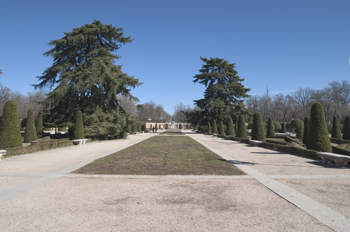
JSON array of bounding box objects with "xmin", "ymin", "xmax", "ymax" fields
[
  {"xmin": 218, "ymin": 121, "xmax": 225, "ymax": 136},
  {"xmin": 0, "ymin": 100, "xmax": 22, "ymax": 149},
  {"xmin": 24, "ymin": 109, "xmax": 37, "ymax": 143},
  {"xmin": 291, "ymin": 119, "xmax": 304, "ymax": 141},
  {"xmin": 208, "ymin": 121, "xmax": 212, "ymax": 134},
  {"xmin": 252, "ymin": 112, "xmax": 266, "ymax": 142},
  {"xmin": 266, "ymin": 118, "xmax": 275, "ymax": 137},
  {"xmin": 212, "ymin": 119, "xmax": 218, "ymax": 134},
  {"xmin": 226, "ymin": 116, "xmax": 235, "ymax": 136},
  {"xmin": 236, "ymin": 115, "xmax": 247, "ymax": 138},
  {"xmin": 260, "ymin": 142, "xmax": 319, "ymax": 160},
  {"xmin": 281, "ymin": 123, "xmax": 287, "ymax": 133},
  {"xmin": 73, "ymin": 110, "xmax": 85, "ymax": 139},
  {"xmin": 343, "ymin": 116, "xmax": 350, "ymax": 140},
  {"xmin": 331, "ymin": 116, "xmax": 342, "ymax": 139},
  {"xmin": 36, "ymin": 112, "xmax": 44, "ymax": 139},
  {"xmin": 303, "ymin": 117, "xmax": 309, "ymax": 145}
]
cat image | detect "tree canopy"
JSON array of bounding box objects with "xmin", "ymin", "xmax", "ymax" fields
[{"xmin": 35, "ymin": 20, "xmax": 141, "ymax": 137}]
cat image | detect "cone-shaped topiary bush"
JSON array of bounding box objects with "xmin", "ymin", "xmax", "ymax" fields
[
  {"xmin": 291, "ymin": 119, "xmax": 304, "ymax": 141},
  {"xmin": 331, "ymin": 116, "xmax": 342, "ymax": 140},
  {"xmin": 0, "ymin": 100, "xmax": 22, "ymax": 149},
  {"xmin": 137, "ymin": 124, "xmax": 141, "ymax": 132},
  {"xmin": 73, "ymin": 110, "xmax": 85, "ymax": 139},
  {"xmin": 24, "ymin": 109, "xmax": 37, "ymax": 143},
  {"xmin": 226, "ymin": 116, "xmax": 235, "ymax": 136},
  {"xmin": 36, "ymin": 112, "xmax": 44, "ymax": 139},
  {"xmin": 208, "ymin": 121, "xmax": 212, "ymax": 134},
  {"xmin": 307, "ymin": 103, "xmax": 331, "ymax": 152},
  {"xmin": 179, "ymin": 123, "xmax": 183, "ymax": 129},
  {"xmin": 343, "ymin": 116, "xmax": 350, "ymax": 140},
  {"xmin": 281, "ymin": 122, "xmax": 287, "ymax": 133},
  {"xmin": 165, "ymin": 123, "xmax": 168, "ymax": 129},
  {"xmin": 128, "ymin": 125, "xmax": 132, "ymax": 133},
  {"xmin": 303, "ymin": 117, "xmax": 310, "ymax": 145},
  {"xmin": 252, "ymin": 112, "xmax": 266, "ymax": 142},
  {"xmin": 266, "ymin": 118, "xmax": 275, "ymax": 137},
  {"xmin": 155, "ymin": 123, "xmax": 158, "ymax": 130},
  {"xmin": 212, "ymin": 119, "xmax": 218, "ymax": 134},
  {"xmin": 236, "ymin": 115, "xmax": 247, "ymax": 138},
  {"xmin": 132, "ymin": 125, "xmax": 137, "ymax": 133},
  {"xmin": 273, "ymin": 122, "xmax": 281, "ymax": 132},
  {"xmin": 218, "ymin": 121, "xmax": 225, "ymax": 136}
]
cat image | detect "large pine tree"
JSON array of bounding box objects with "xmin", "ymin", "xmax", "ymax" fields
[{"xmin": 34, "ymin": 20, "xmax": 141, "ymax": 138}]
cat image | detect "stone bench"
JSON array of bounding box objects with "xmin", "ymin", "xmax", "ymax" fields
[
  {"xmin": 316, "ymin": 152, "xmax": 350, "ymax": 167},
  {"xmin": 249, "ymin": 140, "xmax": 263, "ymax": 146},
  {"xmin": 72, "ymin": 139, "xmax": 88, "ymax": 145},
  {"xmin": 0, "ymin": 150, "xmax": 7, "ymax": 160}
]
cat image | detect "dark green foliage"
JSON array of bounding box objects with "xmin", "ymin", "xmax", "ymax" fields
[
  {"xmin": 207, "ymin": 122, "xmax": 212, "ymax": 134},
  {"xmin": 226, "ymin": 116, "xmax": 235, "ymax": 136},
  {"xmin": 236, "ymin": 115, "xmax": 247, "ymax": 138},
  {"xmin": 343, "ymin": 116, "xmax": 350, "ymax": 140},
  {"xmin": 24, "ymin": 109, "xmax": 38, "ymax": 143},
  {"xmin": 286, "ymin": 123, "xmax": 291, "ymax": 130},
  {"xmin": 165, "ymin": 123, "xmax": 169, "ymax": 129},
  {"xmin": 149, "ymin": 124, "xmax": 152, "ymax": 130},
  {"xmin": 155, "ymin": 123, "xmax": 158, "ymax": 130},
  {"xmin": 127, "ymin": 125, "xmax": 132, "ymax": 134},
  {"xmin": 266, "ymin": 118, "xmax": 275, "ymax": 137},
  {"xmin": 35, "ymin": 20, "xmax": 140, "ymax": 138},
  {"xmin": 73, "ymin": 110, "xmax": 85, "ymax": 139},
  {"xmin": 273, "ymin": 122, "xmax": 281, "ymax": 132},
  {"xmin": 218, "ymin": 121, "xmax": 225, "ymax": 136},
  {"xmin": 137, "ymin": 124, "xmax": 141, "ymax": 132},
  {"xmin": 331, "ymin": 116, "xmax": 342, "ymax": 140},
  {"xmin": 179, "ymin": 123, "xmax": 183, "ymax": 129},
  {"xmin": 252, "ymin": 112, "xmax": 266, "ymax": 142},
  {"xmin": 291, "ymin": 119, "xmax": 304, "ymax": 141},
  {"xmin": 281, "ymin": 123, "xmax": 287, "ymax": 133},
  {"xmin": 307, "ymin": 103, "xmax": 331, "ymax": 152},
  {"xmin": 303, "ymin": 117, "xmax": 310, "ymax": 145},
  {"xmin": 132, "ymin": 125, "xmax": 137, "ymax": 133},
  {"xmin": 36, "ymin": 112, "xmax": 44, "ymax": 138},
  {"xmin": 0, "ymin": 101, "xmax": 22, "ymax": 149},
  {"xmin": 212, "ymin": 119, "xmax": 218, "ymax": 134}
]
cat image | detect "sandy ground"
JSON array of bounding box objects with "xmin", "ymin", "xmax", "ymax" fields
[{"xmin": 0, "ymin": 131, "xmax": 349, "ymax": 231}]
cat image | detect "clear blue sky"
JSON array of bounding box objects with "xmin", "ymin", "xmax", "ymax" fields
[{"xmin": 1, "ymin": 0, "xmax": 349, "ymax": 115}]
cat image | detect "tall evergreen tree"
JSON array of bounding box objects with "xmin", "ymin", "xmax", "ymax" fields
[
  {"xmin": 36, "ymin": 112, "xmax": 44, "ymax": 138},
  {"xmin": 236, "ymin": 115, "xmax": 247, "ymax": 138},
  {"xmin": 73, "ymin": 110, "xmax": 85, "ymax": 139},
  {"xmin": 34, "ymin": 20, "xmax": 141, "ymax": 138},
  {"xmin": 212, "ymin": 119, "xmax": 218, "ymax": 134},
  {"xmin": 24, "ymin": 109, "xmax": 37, "ymax": 143},
  {"xmin": 331, "ymin": 116, "xmax": 342, "ymax": 140},
  {"xmin": 266, "ymin": 118, "xmax": 275, "ymax": 137},
  {"xmin": 193, "ymin": 57, "xmax": 250, "ymax": 122},
  {"xmin": 218, "ymin": 121, "xmax": 225, "ymax": 136},
  {"xmin": 226, "ymin": 116, "xmax": 235, "ymax": 136},
  {"xmin": 252, "ymin": 112, "xmax": 266, "ymax": 142},
  {"xmin": 281, "ymin": 122, "xmax": 287, "ymax": 133},
  {"xmin": 303, "ymin": 117, "xmax": 310, "ymax": 145},
  {"xmin": 0, "ymin": 101, "xmax": 22, "ymax": 149},
  {"xmin": 343, "ymin": 116, "xmax": 350, "ymax": 140}
]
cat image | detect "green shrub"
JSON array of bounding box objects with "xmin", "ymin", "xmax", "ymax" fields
[
  {"xmin": 127, "ymin": 125, "xmax": 132, "ymax": 133},
  {"xmin": 24, "ymin": 109, "xmax": 37, "ymax": 143},
  {"xmin": 266, "ymin": 118, "xmax": 275, "ymax": 137},
  {"xmin": 286, "ymin": 122, "xmax": 291, "ymax": 130},
  {"xmin": 73, "ymin": 110, "xmax": 85, "ymax": 139},
  {"xmin": 137, "ymin": 124, "xmax": 141, "ymax": 132},
  {"xmin": 343, "ymin": 116, "xmax": 350, "ymax": 140},
  {"xmin": 307, "ymin": 103, "xmax": 331, "ymax": 152},
  {"xmin": 303, "ymin": 117, "xmax": 310, "ymax": 145},
  {"xmin": 132, "ymin": 125, "xmax": 137, "ymax": 133},
  {"xmin": 273, "ymin": 121, "xmax": 281, "ymax": 132},
  {"xmin": 208, "ymin": 121, "xmax": 212, "ymax": 134},
  {"xmin": 226, "ymin": 116, "xmax": 235, "ymax": 136},
  {"xmin": 281, "ymin": 122, "xmax": 287, "ymax": 133},
  {"xmin": 331, "ymin": 116, "xmax": 342, "ymax": 140},
  {"xmin": 165, "ymin": 123, "xmax": 169, "ymax": 129},
  {"xmin": 149, "ymin": 124, "xmax": 152, "ymax": 130},
  {"xmin": 212, "ymin": 119, "xmax": 218, "ymax": 134},
  {"xmin": 155, "ymin": 123, "xmax": 158, "ymax": 130},
  {"xmin": 36, "ymin": 112, "xmax": 44, "ymax": 138},
  {"xmin": 218, "ymin": 121, "xmax": 225, "ymax": 136},
  {"xmin": 236, "ymin": 115, "xmax": 247, "ymax": 138},
  {"xmin": 252, "ymin": 112, "xmax": 266, "ymax": 142},
  {"xmin": 179, "ymin": 123, "xmax": 183, "ymax": 129},
  {"xmin": 291, "ymin": 119, "xmax": 304, "ymax": 140},
  {"xmin": 0, "ymin": 101, "xmax": 22, "ymax": 149}
]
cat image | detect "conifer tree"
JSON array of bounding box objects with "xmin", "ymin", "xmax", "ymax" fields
[
  {"xmin": 266, "ymin": 118, "xmax": 275, "ymax": 137},
  {"xmin": 132, "ymin": 125, "xmax": 137, "ymax": 133},
  {"xmin": 343, "ymin": 116, "xmax": 350, "ymax": 140},
  {"xmin": 303, "ymin": 117, "xmax": 310, "ymax": 145},
  {"xmin": 226, "ymin": 116, "xmax": 235, "ymax": 136},
  {"xmin": 24, "ymin": 109, "xmax": 37, "ymax": 143},
  {"xmin": 128, "ymin": 125, "xmax": 132, "ymax": 134},
  {"xmin": 212, "ymin": 119, "xmax": 218, "ymax": 134},
  {"xmin": 155, "ymin": 123, "xmax": 158, "ymax": 130},
  {"xmin": 307, "ymin": 103, "xmax": 331, "ymax": 152},
  {"xmin": 291, "ymin": 119, "xmax": 304, "ymax": 141},
  {"xmin": 34, "ymin": 20, "xmax": 141, "ymax": 138},
  {"xmin": 218, "ymin": 121, "xmax": 225, "ymax": 136},
  {"xmin": 281, "ymin": 122, "xmax": 287, "ymax": 133},
  {"xmin": 0, "ymin": 101, "xmax": 22, "ymax": 149},
  {"xmin": 137, "ymin": 124, "xmax": 141, "ymax": 133},
  {"xmin": 252, "ymin": 112, "xmax": 266, "ymax": 142},
  {"xmin": 208, "ymin": 121, "xmax": 212, "ymax": 134},
  {"xmin": 236, "ymin": 115, "xmax": 247, "ymax": 138},
  {"xmin": 73, "ymin": 110, "xmax": 85, "ymax": 139},
  {"xmin": 331, "ymin": 116, "xmax": 341, "ymax": 140},
  {"xmin": 36, "ymin": 112, "xmax": 44, "ymax": 138}
]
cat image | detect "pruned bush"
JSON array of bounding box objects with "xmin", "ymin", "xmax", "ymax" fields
[
  {"xmin": 137, "ymin": 124, "xmax": 141, "ymax": 132},
  {"xmin": 208, "ymin": 121, "xmax": 212, "ymax": 134},
  {"xmin": 266, "ymin": 118, "xmax": 275, "ymax": 137},
  {"xmin": 281, "ymin": 122, "xmax": 287, "ymax": 133},
  {"xmin": 165, "ymin": 123, "xmax": 169, "ymax": 129},
  {"xmin": 36, "ymin": 112, "xmax": 44, "ymax": 138},
  {"xmin": 73, "ymin": 110, "xmax": 85, "ymax": 139},
  {"xmin": 273, "ymin": 121, "xmax": 281, "ymax": 132},
  {"xmin": 307, "ymin": 103, "xmax": 331, "ymax": 152},
  {"xmin": 291, "ymin": 119, "xmax": 304, "ymax": 140},
  {"xmin": 343, "ymin": 116, "xmax": 350, "ymax": 140},
  {"xmin": 24, "ymin": 109, "xmax": 37, "ymax": 143},
  {"xmin": 226, "ymin": 116, "xmax": 235, "ymax": 136},
  {"xmin": 132, "ymin": 125, "xmax": 137, "ymax": 133},
  {"xmin": 252, "ymin": 112, "xmax": 265, "ymax": 142},
  {"xmin": 0, "ymin": 101, "xmax": 22, "ymax": 149},
  {"xmin": 236, "ymin": 115, "xmax": 247, "ymax": 138},
  {"xmin": 331, "ymin": 116, "xmax": 342, "ymax": 140},
  {"xmin": 303, "ymin": 117, "xmax": 310, "ymax": 145},
  {"xmin": 212, "ymin": 119, "xmax": 218, "ymax": 134},
  {"xmin": 218, "ymin": 121, "xmax": 225, "ymax": 136}
]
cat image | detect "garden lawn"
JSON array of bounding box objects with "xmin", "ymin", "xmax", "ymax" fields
[{"xmin": 74, "ymin": 136, "xmax": 245, "ymax": 175}]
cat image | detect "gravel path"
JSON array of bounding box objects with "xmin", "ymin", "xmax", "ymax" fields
[{"xmin": 0, "ymin": 131, "xmax": 349, "ymax": 231}]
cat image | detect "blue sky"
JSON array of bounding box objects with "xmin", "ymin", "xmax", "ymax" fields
[{"xmin": 1, "ymin": 0, "xmax": 349, "ymax": 115}]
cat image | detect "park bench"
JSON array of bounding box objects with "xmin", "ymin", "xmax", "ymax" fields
[
  {"xmin": 0, "ymin": 150, "xmax": 7, "ymax": 160},
  {"xmin": 316, "ymin": 152, "xmax": 350, "ymax": 167},
  {"xmin": 249, "ymin": 140, "xmax": 263, "ymax": 146},
  {"xmin": 72, "ymin": 139, "xmax": 88, "ymax": 145}
]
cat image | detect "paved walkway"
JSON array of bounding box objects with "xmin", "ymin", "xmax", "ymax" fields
[{"xmin": 0, "ymin": 131, "xmax": 349, "ymax": 231}]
